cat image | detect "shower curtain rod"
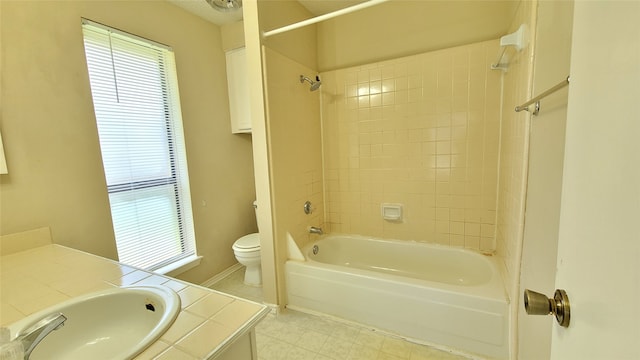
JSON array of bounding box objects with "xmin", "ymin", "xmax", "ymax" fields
[
  {"xmin": 262, "ymin": 0, "xmax": 389, "ymax": 38},
  {"xmin": 515, "ymin": 76, "xmax": 570, "ymax": 115}
]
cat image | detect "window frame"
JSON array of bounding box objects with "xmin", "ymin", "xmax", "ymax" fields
[{"xmin": 81, "ymin": 19, "xmax": 198, "ymax": 273}]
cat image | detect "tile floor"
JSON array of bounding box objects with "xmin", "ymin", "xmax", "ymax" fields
[
  {"xmin": 210, "ymin": 267, "xmax": 264, "ymax": 303},
  {"xmin": 209, "ymin": 268, "xmax": 471, "ymax": 360}
]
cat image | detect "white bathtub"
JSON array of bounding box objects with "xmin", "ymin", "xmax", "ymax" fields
[{"xmin": 285, "ymin": 235, "xmax": 509, "ymax": 359}]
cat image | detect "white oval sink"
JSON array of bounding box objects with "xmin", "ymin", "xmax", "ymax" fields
[{"xmin": 9, "ymin": 285, "xmax": 181, "ymax": 360}]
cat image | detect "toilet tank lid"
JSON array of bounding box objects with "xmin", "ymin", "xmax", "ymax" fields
[{"xmin": 234, "ymin": 233, "xmax": 260, "ymax": 249}]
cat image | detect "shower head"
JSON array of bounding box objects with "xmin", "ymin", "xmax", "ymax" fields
[
  {"xmin": 300, "ymin": 75, "xmax": 322, "ymax": 91},
  {"xmin": 310, "ymin": 79, "xmax": 322, "ymax": 91}
]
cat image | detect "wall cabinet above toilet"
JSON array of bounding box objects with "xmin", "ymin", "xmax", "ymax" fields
[{"xmin": 225, "ymin": 47, "xmax": 252, "ymax": 134}]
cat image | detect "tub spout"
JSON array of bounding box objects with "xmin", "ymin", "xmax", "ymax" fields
[
  {"xmin": 308, "ymin": 226, "xmax": 323, "ymax": 235},
  {"xmin": 15, "ymin": 312, "xmax": 67, "ymax": 360}
]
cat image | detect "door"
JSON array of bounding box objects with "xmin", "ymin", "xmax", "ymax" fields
[
  {"xmin": 549, "ymin": 1, "xmax": 640, "ymax": 359},
  {"xmin": 517, "ymin": 1, "xmax": 573, "ymax": 358}
]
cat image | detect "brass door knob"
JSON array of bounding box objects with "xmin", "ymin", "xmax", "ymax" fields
[{"xmin": 524, "ymin": 289, "xmax": 570, "ymax": 327}]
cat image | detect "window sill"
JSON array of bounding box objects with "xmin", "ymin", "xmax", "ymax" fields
[{"xmin": 155, "ymin": 255, "xmax": 203, "ymax": 277}]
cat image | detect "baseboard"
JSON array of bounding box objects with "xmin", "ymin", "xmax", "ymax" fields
[{"xmin": 200, "ymin": 263, "xmax": 243, "ymax": 288}]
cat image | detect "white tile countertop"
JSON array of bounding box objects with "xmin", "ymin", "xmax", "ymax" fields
[{"xmin": 0, "ymin": 244, "xmax": 269, "ymax": 359}]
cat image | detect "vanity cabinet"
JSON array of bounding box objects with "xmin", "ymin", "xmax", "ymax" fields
[
  {"xmin": 214, "ymin": 331, "xmax": 257, "ymax": 360},
  {"xmin": 0, "ymin": 229, "xmax": 268, "ymax": 360},
  {"xmin": 225, "ymin": 47, "xmax": 252, "ymax": 134}
]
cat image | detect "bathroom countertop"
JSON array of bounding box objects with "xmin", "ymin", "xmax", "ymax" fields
[{"xmin": 0, "ymin": 244, "xmax": 269, "ymax": 359}]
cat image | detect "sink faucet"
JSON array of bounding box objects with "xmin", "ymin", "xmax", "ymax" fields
[
  {"xmin": 15, "ymin": 312, "xmax": 67, "ymax": 360},
  {"xmin": 309, "ymin": 226, "xmax": 323, "ymax": 235}
]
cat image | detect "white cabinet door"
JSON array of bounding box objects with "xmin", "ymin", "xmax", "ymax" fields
[{"xmin": 226, "ymin": 47, "xmax": 252, "ymax": 134}]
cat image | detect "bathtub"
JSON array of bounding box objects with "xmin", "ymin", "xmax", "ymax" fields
[{"xmin": 285, "ymin": 235, "xmax": 509, "ymax": 359}]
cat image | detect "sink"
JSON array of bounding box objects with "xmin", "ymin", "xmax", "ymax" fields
[{"xmin": 8, "ymin": 285, "xmax": 181, "ymax": 360}]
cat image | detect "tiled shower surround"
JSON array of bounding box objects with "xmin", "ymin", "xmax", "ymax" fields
[{"xmin": 321, "ymin": 40, "xmax": 502, "ymax": 252}]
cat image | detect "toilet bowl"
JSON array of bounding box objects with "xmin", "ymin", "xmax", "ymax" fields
[
  {"xmin": 232, "ymin": 233, "xmax": 261, "ymax": 285},
  {"xmin": 232, "ymin": 201, "xmax": 262, "ymax": 286}
]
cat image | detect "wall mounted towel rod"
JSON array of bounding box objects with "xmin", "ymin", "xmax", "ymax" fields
[{"xmin": 515, "ymin": 76, "xmax": 570, "ymax": 115}]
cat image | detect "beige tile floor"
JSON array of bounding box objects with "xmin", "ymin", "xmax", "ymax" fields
[
  {"xmin": 209, "ymin": 267, "xmax": 264, "ymax": 303},
  {"xmin": 209, "ymin": 268, "xmax": 471, "ymax": 360}
]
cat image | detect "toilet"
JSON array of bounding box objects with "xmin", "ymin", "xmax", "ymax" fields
[{"xmin": 232, "ymin": 201, "xmax": 262, "ymax": 286}]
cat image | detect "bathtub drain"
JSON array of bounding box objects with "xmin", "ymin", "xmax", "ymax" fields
[{"xmin": 312, "ymin": 245, "xmax": 319, "ymax": 255}]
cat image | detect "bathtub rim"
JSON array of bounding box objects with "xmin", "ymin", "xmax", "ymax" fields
[
  {"xmin": 297, "ymin": 233, "xmax": 510, "ymax": 302},
  {"xmin": 302, "ymin": 233, "xmax": 496, "ymax": 258}
]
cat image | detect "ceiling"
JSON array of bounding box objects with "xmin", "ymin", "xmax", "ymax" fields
[
  {"xmin": 167, "ymin": 0, "xmax": 365, "ymax": 26},
  {"xmin": 297, "ymin": 0, "xmax": 368, "ymax": 16},
  {"xmin": 166, "ymin": 0, "xmax": 243, "ymax": 25},
  {"xmin": 168, "ymin": 1, "xmax": 519, "ymax": 28}
]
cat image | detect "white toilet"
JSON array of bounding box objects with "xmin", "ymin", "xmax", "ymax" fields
[{"xmin": 232, "ymin": 201, "xmax": 262, "ymax": 286}]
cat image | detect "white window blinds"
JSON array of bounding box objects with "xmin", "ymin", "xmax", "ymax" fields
[{"xmin": 82, "ymin": 19, "xmax": 196, "ymax": 271}]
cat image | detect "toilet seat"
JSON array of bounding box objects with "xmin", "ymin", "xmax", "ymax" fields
[{"xmin": 233, "ymin": 233, "xmax": 260, "ymax": 252}]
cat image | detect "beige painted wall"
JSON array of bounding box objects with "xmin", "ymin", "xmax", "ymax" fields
[
  {"xmin": 264, "ymin": 48, "xmax": 323, "ymax": 251},
  {"xmin": 259, "ymin": 0, "xmax": 317, "ymax": 70},
  {"xmin": 243, "ymin": 0, "xmax": 321, "ymax": 307},
  {"xmin": 241, "ymin": 0, "xmax": 280, "ymax": 305},
  {"xmin": 221, "ymin": 20, "xmax": 246, "ymax": 52},
  {"xmin": 263, "ymin": 47, "xmax": 324, "ymax": 305},
  {"xmin": 321, "ymin": 39, "xmax": 501, "ymax": 251},
  {"xmin": 0, "ymin": 0, "xmax": 257, "ymax": 285},
  {"xmin": 317, "ymin": 0, "xmax": 518, "ymax": 71}
]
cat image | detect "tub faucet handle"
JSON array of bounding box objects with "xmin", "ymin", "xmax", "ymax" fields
[{"xmin": 308, "ymin": 226, "xmax": 323, "ymax": 235}]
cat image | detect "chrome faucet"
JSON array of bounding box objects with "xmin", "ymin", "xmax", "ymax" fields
[
  {"xmin": 308, "ymin": 226, "xmax": 323, "ymax": 235},
  {"xmin": 15, "ymin": 312, "xmax": 67, "ymax": 360}
]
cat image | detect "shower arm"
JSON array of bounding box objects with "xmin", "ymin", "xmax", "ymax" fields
[{"xmin": 300, "ymin": 75, "xmax": 321, "ymax": 91}]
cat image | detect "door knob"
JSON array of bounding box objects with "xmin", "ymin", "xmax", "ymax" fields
[{"xmin": 524, "ymin": 289, "xmax": 570, "ymax": 327}]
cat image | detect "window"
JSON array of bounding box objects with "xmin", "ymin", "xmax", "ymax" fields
[{"xmin": 82, "ymin": 19, "xmax": 196, "ymax": 272}]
